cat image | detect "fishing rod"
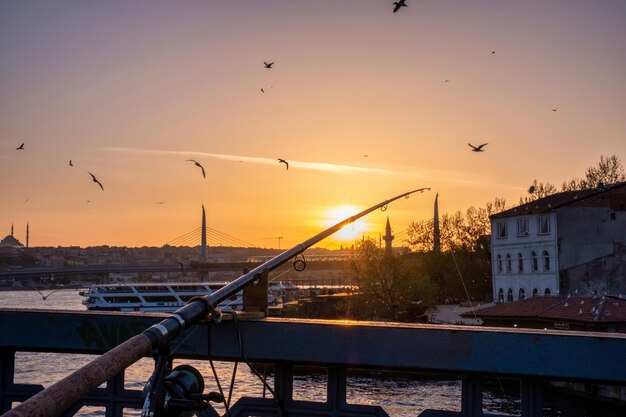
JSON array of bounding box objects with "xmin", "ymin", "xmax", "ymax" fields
[{"xmin": 4, "ymin": 188, "xmax": 430, "ymax": 417}]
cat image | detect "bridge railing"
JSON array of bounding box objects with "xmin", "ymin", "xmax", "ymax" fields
[{"xmin": 0, "ymin": 309, "xmax": 624, "ymax": 417}]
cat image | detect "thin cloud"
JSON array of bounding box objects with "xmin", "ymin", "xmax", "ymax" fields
[
  {"xmin": 100, "ymin": 146, "xmax": 521, "ymax": 189},
  {"xmin": 101, "ymin": 147, "xmax": 396, "ymax": 175}
]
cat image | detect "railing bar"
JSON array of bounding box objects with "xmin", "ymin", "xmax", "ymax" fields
[
  {"xmin": 521, "ymin": 380, "xmax": 543, "ymax": 417},
  {"xmin": 460, "ymin": 376, "xmax": 483, "ymax": 417}
]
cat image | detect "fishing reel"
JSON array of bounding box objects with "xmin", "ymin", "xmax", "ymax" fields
[{"xmin": 142, "ymin": 347, "xmax": 223, "ymax": 417}]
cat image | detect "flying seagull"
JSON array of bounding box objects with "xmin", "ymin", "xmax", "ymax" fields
[
  {"xmin": 33, "ymin": 288, "xmax": 61, "ymax": 301},
  {"xmin": 393, "ymin": 0, "xmax": 408, "ymax": 13},
  {"xmin": 186, "ymin": 159, "xmax": 206, "ymax": 178},
  {"xmin": 156, "ymin": 201, "xmax": 165, "ymax": 205},
  {"xmin": 552, "ymin": 108, "xmax": 559, "ymax": 112},
  {"xmin": 88, "ymin": 172, "xmax": 104, "ymax": 191},
  {"xmin": 261, "ymin": 88, "xmax": 265, "ymax": 93},
  {"xmin": 277, "ymin": 158, "xmax": 289, "ymax": 170},
  {"xmin": 16, "ymin": 143, "xmax": 24, "ymax": 150},
  {"xmin": 491, "ymin": 50, "xmax": 496, "ymax": 54},
  {"xmin": 468, "ymin": 143, "xmax": 488, "ymax": 152},
  {"xmin": 264, "ymin": 61, "xmax": 274, "ymax": 69},
  {"xmin": 69, "ymin": 160, "xmax": 73, "ymax": 167}
]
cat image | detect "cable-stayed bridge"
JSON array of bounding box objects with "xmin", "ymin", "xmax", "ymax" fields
[
  {"xmin": 165, "ymin": 226, "xmax": 258, "ymax": 248},
  {"xmin": 1, "ymin": 207, "xmax": 409, "ymax": 283}
]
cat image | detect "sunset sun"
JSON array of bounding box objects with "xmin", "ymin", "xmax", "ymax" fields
[{"xmin": 321, "ymin": 205, "xmax": 371, "ymax": 242}]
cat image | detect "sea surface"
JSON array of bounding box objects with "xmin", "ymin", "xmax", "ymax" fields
[{"xmin": 0, "ymin": 289, "xmax": 623, "ymax": 417}]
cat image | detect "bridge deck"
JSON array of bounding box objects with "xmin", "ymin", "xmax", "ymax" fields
[{"xmin": 0, "ymin": 309, "xmax": 624, "ymax": 416}]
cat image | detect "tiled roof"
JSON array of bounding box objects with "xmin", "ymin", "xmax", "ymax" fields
[
  {"xmin": 462, "ymin": 296, "xmax": 626, "ymax": 324},
  {"xmin": 490, "ymin": 182, "xmax": 626, "ymax": 219}
]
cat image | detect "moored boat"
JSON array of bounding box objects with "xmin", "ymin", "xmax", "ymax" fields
[{"xmin": 79, "ymin": 282, "xmax": 247, "ymax": 312}]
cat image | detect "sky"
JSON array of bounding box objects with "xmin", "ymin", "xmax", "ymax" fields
[{"xmin": 1, "ymin": 0, "xmax": 625, "ymax": 249}]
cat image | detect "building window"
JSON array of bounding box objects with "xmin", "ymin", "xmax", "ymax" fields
[
  {"xmin": 531, "ymin": 251, "xmax": 538, "ymax": 272},
  {"xmin": 517, "ymin": 218, "xmax": 529, "ymax": 236},
  {"xmin": 507, "ymin": 288, "xmax": 513, "ymax": 302},
  {"xmin": 497, "ymin": 254, "xmax": 502, "ymax": 272},
  {"xmin": 517, "ymin": 253, "xmax": 523, "ymax": 272},
  {"xmin": 496, "ymin": 220, "xmax": 507, "ymax": 238},
  {"xmin": 543, "ymin": 250, "xmax": 550, "ymax": 271},
  {"xmin": 498, "ymin": 288, "xmax": 504, "ymax": 303},
  {"xmin": 519, "ymin": 288, "xmax": 526, "ymax": 300},
  {"xmin": 506, "ymin": 254, "xmax": 512, "ymax": 272},
  {"xmin": 538, "ymin": 215, "xmax": 551, "ymax": 235},
  {"xmin": 545, "ymin": 288, "xmax": 551, "ymax": 296},
  {"xmin": 532, "ymin": 288, "xmax": 539, "ymax": 297}
]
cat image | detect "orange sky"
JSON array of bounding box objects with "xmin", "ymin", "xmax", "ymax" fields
[{"xmin": 1, "ymin": 1, "xmax": 625, "ymax": 249}]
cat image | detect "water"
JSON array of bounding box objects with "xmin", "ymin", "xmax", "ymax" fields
[{"xmin": 1, "ymin": 289, "xmax": 623, "ymax": 417}]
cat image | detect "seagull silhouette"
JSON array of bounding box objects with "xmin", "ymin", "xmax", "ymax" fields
[
  {"xmin": 69, "ymin": 160, "xmax": 73, "ymax": 167},
  {"xmin": 491, "ymin": 50, "xmax": 496, "ymax": 54},
  {"xmin": 552, "ymin": 108, "xmax": 559, "ymax": 112},
  {"xmin": 261, "ymin": 88, "xmax": 265, "ymax": 93},
  {"xmin": 88, "ymin": 172, "xmax": 104, "ymax": 190},
  {"xmin": 264, "ymin": 61, "xmax": 274, "ymax": 69},
  {"xmin": 32, "ymin": 288, "xmax": 61, "ymax": 300},
  {"xmin": 16, "ymin": 143, "xmax": 24, "ymax": 150},
  {"xmin": 277, "ymin": 158, "xmax": 289, "ymax": 170},
  {"xmin": 186, "ymin": 159, "xmax": 206, "ymax": 178},
  {"xmin": 156, "ymin": 201, "xmax": 165, "ymax": 205},
  {"xmin": 468, "ymin": 143, "xmax": 488, "ymax": 152},
  {"xmin": 393, "ymin": 0, "xmax": 408, "ymax": 13}
]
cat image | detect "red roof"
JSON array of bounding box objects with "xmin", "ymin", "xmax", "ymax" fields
[{"xmin": 463, "ymin": 296, "xmax": 626, "ymax": 324}]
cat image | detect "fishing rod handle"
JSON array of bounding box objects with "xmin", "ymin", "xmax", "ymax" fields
[{"xmin": 2, "ymin": 334, "xmax": 152, "ymax": 417}]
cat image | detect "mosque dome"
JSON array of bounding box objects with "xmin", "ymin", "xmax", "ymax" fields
[{"xmin": 0, "ymin": 234, "xmax": 23, "ymax": 248}]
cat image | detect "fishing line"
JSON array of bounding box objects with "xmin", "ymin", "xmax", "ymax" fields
[
  {"xmin": 169, "ymin": 325, "xmax": 199, "ymax": 355},
  {"xmin": 226, "ymin": 361, "xmax": 238, "ymax": 409},
  {"xmin": 450, "ymin": 248, "xmax": 504, "ymax": 398},
  {"xmin": 231, "ymin": 312, "xmax": 288, "ymax": 416},
  {"xmin": 268, "ymin": 266, "xmax": 295, "ymax": 283},
  {"xmin": 206, "ymin": 322, "xmax": 233, "ymax": 417},
  {"xmin": 449, "ymin": 248, "xmax": 478, "ymax": 321}
]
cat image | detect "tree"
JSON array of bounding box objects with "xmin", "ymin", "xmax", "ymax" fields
[
  {"xmin": 519, "ymin": 179, "xmax": 558, "ymax": 204},
  {"xmin": 562, "ymin": 154, "xmax": 625, "ymax": 191},
  {"xmin": 350, "ymin": 239, "xmax": 437, "ymax": 321},
  {"xmin": 405, "ymin": 197, "xmax": 505, "ymax": 253}
]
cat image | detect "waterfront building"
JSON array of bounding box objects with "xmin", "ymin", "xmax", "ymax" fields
[{"xmin": 490, "ymin": 182, "xmax": 626, "ymax": 302}]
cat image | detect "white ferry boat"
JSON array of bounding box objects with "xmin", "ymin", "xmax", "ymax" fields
[{"xmin": 80, "ymin": 282, "xmax": 247, "ymax": 313}]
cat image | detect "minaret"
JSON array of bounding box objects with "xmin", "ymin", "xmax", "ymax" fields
[
  {"xmin": 201, "ymin": 205, "xmax": 208, "ymax": 262},
  {"xmin": 383, "ymin": 216, "xmax": 394, "ymax": 254},
  {"xmin": 26, "ymin": 223, "xmax": 29, "ymax": 248},
  {"xmin": 433, "ymin": 193, "xmax": 441, "ymax": 253},
  {"xmin": 11, "ymin": 223, "xmax": 14, "ymax": 237}
]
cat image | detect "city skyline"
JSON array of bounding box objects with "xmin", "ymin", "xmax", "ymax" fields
[{"xmin": 1, "ymin": 1, "xmax": 625, "ymax": 248}]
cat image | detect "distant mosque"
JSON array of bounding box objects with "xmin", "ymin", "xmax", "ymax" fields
[
  {"xmin": 381, "ymin": 192, "xmax": 440, "ymax": 254},
  {"xmin": 383, "ymin": 217, "xmax": 394, "ymax": 253},
  {"xmin": 0, "ymin": 223, "xmax": 27, "ymax": 256}
]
